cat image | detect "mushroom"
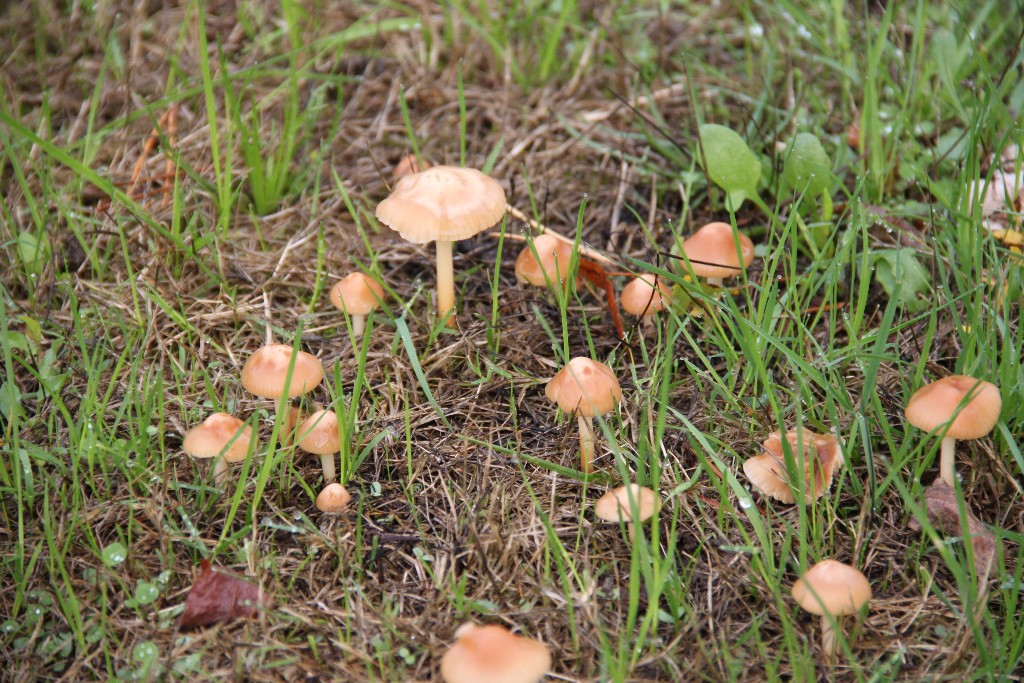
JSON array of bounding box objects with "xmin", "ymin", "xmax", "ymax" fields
[
  {"xmin": 545, "ymin": 357, "xmax": 622, "ymax": 473},
  {"xmin": 315, "ymin": 482, "xmax": 352, "ymax": 513},
  {"xmin": 392, "ymin": 153, "xmax": 430, "ymax": 181},
  {"xmin": 678, "ymin": 221, "xmax": 755, "ymax": 287},
  {"xmin": 904, "ymin": 375, "xmax": 1001, "ymax": 487},
  {"xmin": 375, "ymin": 166, "xmax": 507, "ymax": 327},
  {"xmin": 329, "ymin": 272, "xmax": 385, "ymax": 340},
  {"xmin": 594, "ymin": 483, "xmax": 661, "ymax": 541},
  {"xmin": 514, "ymin": 234, "xmax": 577, "ymax": 290},
  {"xmin": 182, "ymin": 413, "xmax": 256, "ymax": 486},
  {"xmin": 742, "ymin": 429, "xmax": 844, "ymax": 504},
  {"xmin": 440, "ymin": 623, "xmax": 551, "ymax": 683},
  {"xmin": 296, "ymin": 409, "xmax": 342, "ymax": 483},
  {"xmin": 241, "ymin": 344, "xmax": 324, "ymax": 400},
  {"xmin": 791, "ymin": 559, "xmax": 871, "ymax": 662},
  {"xmin": 620, "ymin": 275, "xmax": 672, "ymax": 318}
]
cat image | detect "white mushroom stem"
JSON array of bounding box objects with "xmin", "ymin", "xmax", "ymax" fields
[
  {"xmin": 320, "ymin": 453, "xmax": 337, "ymax": 483},
  {"xmin": 578, "ymin": 415, "xmax": 595, "ymax": 473},
  {"xmin": 707, "ymin": 276, "xmax": 725, "ymax": 287},
  {"xmin": 213, "ymin": 458, "xmax": 229, "ymax": 487},
  {"xmin": 821, "ymin": 615, "xmax": 841, "ymax": 663},
  {"xmin": 939, "ymin": 436, "xmax": 957, "ymax": 487},
  {"xmin": 436, "ymin": 240, "xmax": 456, "ymax": 327},
  {"xmin": 351, "ymin": 314, "xmax": 366, "ymax": 340}
]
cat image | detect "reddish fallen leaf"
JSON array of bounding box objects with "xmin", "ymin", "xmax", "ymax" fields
[
  {"xmin": 909, "ymin": 479, "xmax": 998, "ymax": 584},
  {"xmin": 179, "ymin": 560, "xmax": 269, "ymax": 628}
]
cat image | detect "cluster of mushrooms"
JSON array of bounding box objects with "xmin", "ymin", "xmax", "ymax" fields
[{"xmin": 180, "ymin": 158, "xmax": 1004, "ymax": 682}]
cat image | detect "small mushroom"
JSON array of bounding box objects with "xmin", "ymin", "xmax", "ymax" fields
[
  {"xmin": 241, "ymin": 344, "xmax": 324, "ymax": 400},
  {"xmin": 594, "ymin": 483, "xmax": 661, "ymax": 541},
  {"xmin": 545, "ymin": 357, "xmax": 622, "ymax": 473},
  {"xmin": 678, "ymin": 221, "xmax": 755, "ymax": 287},
  {"xmin": 440, "ymin": 623, "xmax": 551, "ymax": 683},
  {"xmin": 315, "ymin": 483, "xmax": 352, "ymax": 513},
  {"xmin": 792, "ymin": 559, "xmax": 871, "ymax": 662},
  {"xmin": 296, "ymin": 409, "xmax": 342, "ymax": 483},
  {"xmin": 620, "ymin": 275, "xmax": 672, "ymax": 318},
  {"xmin": 742, "ymin": 428, "xmax": 844, "ymax": 504},
  {"xmin": 330, "ymin": 272, "xmax": 385, "ymax": 340},
  {"xmin": 514, "ymin": 234, "xmax": 577, "ymax": 290},
  {"xmin": 392, "ymin": 153, "xmax": 430, "ymax": 181},
  {"xmin": 375, "ymin": 166, "xmax": 507, "ymax": 327},
  {"xmin": 904, "ymin": 375, "xmax": 1001, "ymax": 487},
  {"xmin": 182, "ymin": 413, "xmax": 256, "ymax": 485}
]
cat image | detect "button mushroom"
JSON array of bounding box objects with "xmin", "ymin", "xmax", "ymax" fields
[
  {"xmin": 330, "ymin": 272, "xmax": 385, "ymax": 340},
  {"xmin": 296, "ymin": 409, "xmax": 342, "ymax": 483},
  {"xmin": 440, "ymin": 623, "xmax": 551, "ymax": 683},
  {"xmin": 678, "ymin": 221, "xmax": 754, "ymax": 287},
  {"xmin": 792, "ymin": 559, "xmax": 871, "ymax": 662},
  {"xmin": 182, "ymin": 413, "xmax": 256, "ymax": 486},
  {"xmin": 595, "ymin": 483, "xmax": 661, "ymax": 541}
]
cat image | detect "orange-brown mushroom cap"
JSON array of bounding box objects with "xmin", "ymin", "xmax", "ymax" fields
[
  {"xmin": 440, "ymin": 623, "xmax": 551, "ymax": 683},
  {"xmin": 904, "ymin": 375, "xmax": 1002, "ymax": 439},
  {"xmin": 296, "ymin": 410, "xmax": 341, "ymax": 455},
  {"xmin": 620, "ymin": 275, "xmax": 672, "ymax": 317},
  {"xmin": 792, "ymin": 560, "xmax": 872, "ymax": 617},
  {"xmin": 375, "ymin": 166, "xmax": 507, "ymax": 244},
  {"xmin": 315, "ymin": 483, "xmax": 352, "ymax": 513},
  {"xmin": 545, "ymin": 357, "xmax": 622, "ymax": 418},
  {"xmin": 241, "ymin": 344, "xmax": 324, "ymax": 399},
  {"xmin": 594, "ymin": 484, "xmax": 661, "ymax": 523},
  {"xmin": 330, "ymin": 273, "xmax": 385, "ymax": 316},
  {"xmin": 514, "ymin": 234, "xmax": 576, "ymax": 287},
  {"xmin": 743, "ymin": 429, "xmax": 844, "ymax": 504},
  {"xmin": 182, "ymin": 413, "xmax": 255, "ymax": 464},
  {"xmin": 680, "ymin": 222, "xmax": 755, "ymax": 279}
]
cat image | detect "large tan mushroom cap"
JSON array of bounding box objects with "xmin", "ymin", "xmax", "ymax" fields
[
  {"xmin": 515, "ymin": 234, "xmax": 576, "ymax": 287},
  {"xmin": 440, "ymin": 623, "xmax": 551, "ymax": 683},
  {"xmin": 595, "ymin": 484, "xmax": 661, "ymax": 523},
  {"xmin": 680, "ymin": 222, "xmax": 755, "ymax": 279},
  {"xmin": 743, "ymin": 429, "xmax": 844, "ymax": 504},
  {"xmin": 375, "ymin": 166, "xmax": 507, "ymax": 243},
  {"xmin": 296, "ymin": 410, "xmax": 341, "ymax": 455},
  {"xmin": 545, "ymin": 357, "xmax": 622, "ymax": 418},
  {"xmin": 620, "ymin": 275, "xmax": 672, "ymax": 317},
  {"xmin": 792, "ymin": 560, "xmax": 872, "ymax": 617},
  {"xmin": 904, "ymin": 375, "xmax": 1002, "ymax": 439},
  {"xmin": 182, "ymin": 413, "xmax": 255, "ymax": 464},
  {"xmin": 241, "ymin": 344, "xmax": 324, "ymax": 399},
  {"xmin": 330, "ymin": 273, "xmax": 385, "ymax": 316},
  {"xmin": 315, "ymin": 483, "xmax": 352, "ymax": 513}
]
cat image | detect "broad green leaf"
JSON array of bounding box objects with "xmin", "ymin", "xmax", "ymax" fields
[
  {"xmin": 873, "ymin": 249, "xmax": 931, "ymax": 312},
  {"xmin": 782, "ymin": 132, "xmax": 832, "ymax": 196},
  {"xmin": 101, "ymin": 542, "xmax": 127, "ymax": 568},
  {"xmin": 698, "ymin": 124, "xmax": 761, "ymax": 210}
]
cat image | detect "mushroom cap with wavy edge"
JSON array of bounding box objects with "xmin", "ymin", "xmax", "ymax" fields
[
  {"xmin": 544, "ymin": 357, "xmax": 622, "ymax": 418},
  {"xmin": 296, "ymin": 410, "xmax": 341, "ymax": 455},
  {"xmin": 515, "ymin": 234, "xmax": 576, "ymax": 287},
  {"xmin": 792, "ymin": 559, "xmax": 872, "ymax": 617},
  {"xmin": 743, "ymin": 429, "xmax": 845, "ymax": 504},
  {"xmin": 315, "ymin": 483, "xmax": 352, "ymax": 513},
  {"xmin": 904, "ymin": 375, "xmax": 1002, "ymax": 439},
  {"xmin": 440, "ymin": 623, "xmax": 551, "ymax": 683},
  {"xmin": 330, "ymin": 272, "xmax": 385, "ymax": 316},
  {"xmin": 680, "ymin": 221, "xmax": 755, "ymax": 279},
  {"xmin": 375, "ymin": 166, "xmax": 507, "ymax": 244},
  {"xmin": 241, "ymin": 344, "xmax": 324, "ymax": 400},
  {"xmin": 182, "ymin": 413, "xmax": 255, "ymax": 464},
  {"xmin": 620, "ymin": 275, "xmax": 672, "ymax": 317},
  {"xmin": 595, "ymin": 484, "xmax": 661, "ymax": 523}
]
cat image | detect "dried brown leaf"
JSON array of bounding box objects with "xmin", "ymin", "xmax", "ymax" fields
[
  {"xmin": 910, "ymin": 479, "xmax": 998, "ymax": 583},
  {"xmin": 179, "ymin": 560, "xmax": 269, "ymax": 628}
]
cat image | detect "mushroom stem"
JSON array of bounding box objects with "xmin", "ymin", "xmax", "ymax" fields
[
  {"xmin": 578, "ymin": 415, "xmax": 595, "ymax": 473},
  {"xmin": 351, "ymin": 314, "xmax": 366, "ymax": 340},
  {"xmin": 820, "ymin": 615, "xmax": 839, "ymax": 662},
  {"xmin": 706, "ymin": 276, "xmax": 725, "ymax": 287},
  {"xmin": 213, "ymin": 457, "xmax": 229, "ymax": 487},
  {"xmin": 939, "ymin": 436, "xmax": 957, "ymax": 486},
  {"xmin": 436, "ymin": 239, "xmax": 456, "ymax": 327},
  {"xmin": 319, "ymin": 453, "xmax": 337, "ymax": 483}
]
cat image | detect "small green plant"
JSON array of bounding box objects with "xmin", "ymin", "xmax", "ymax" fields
[{"xmin": 697, "ymin": 123, "xmax": 764, "ymax": 212}]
